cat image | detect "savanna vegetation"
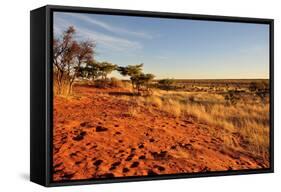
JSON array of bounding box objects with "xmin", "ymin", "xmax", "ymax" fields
[
  {"xmin": 53, "ymin": 26, "xmax": 270, "ymax": 181},
  {"xmin": 53, "ymin": 26, "xmax": 155, "ymax": 96}
]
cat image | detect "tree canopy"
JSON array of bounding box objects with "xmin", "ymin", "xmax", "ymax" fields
[{"xmin": 53, "ymin": 26, "xmax": 155, "ymax": 96}]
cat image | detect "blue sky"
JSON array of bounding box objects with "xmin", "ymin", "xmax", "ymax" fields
[{"xmin": 54, "ymin": 12, "xmax": 269, "ymax": 79}]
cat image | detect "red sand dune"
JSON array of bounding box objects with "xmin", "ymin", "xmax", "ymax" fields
[{"xmin": 53, "ymin": 85, "xmax": 268, "ymax": 181}]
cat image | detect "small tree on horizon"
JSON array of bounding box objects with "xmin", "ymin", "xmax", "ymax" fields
[
  {"xmin": 117, "ymin": 64, "xmax": 155, "ymax": 95},
  {"xmin": 78, "ymin": 60, "xmax": 117, "ymax": 87},
  {"xmin": 77, "ymin": 60, "xmax": 101, "ymax": 82},
  {"xmin": 117, "ymin": 64, "xmax": 143, "ymax": 90},
  {"xmin": 158, "ymin": 78, "xmax": 175, "ymax": 91},
  {"xmin": 99, "ymin": 62, "xmax": 117, "ymax": 81},
  {"xmin": 134, "ymin": 73, "xmax": 155, "ymax": 95}
]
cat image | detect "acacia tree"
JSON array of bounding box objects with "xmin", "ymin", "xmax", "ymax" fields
[
  {"xmin": 117, "ymin": 64, "xmax": 143, "ymax": 90},
  {"xmin": 78, "ymin": 60, "xmax": 102, "ymax": 82},
  {"xmin": 98, "ymin": 62, "xmax": 117, "ymax": 81},
  {"xmin": 133, "ymin": 73, "xmax": 155, "ymax": 95},
  {"xmin": 117, "ymin": 64, "xmax": 155, "ymax": 95},
  {"xmin": 68, "ymin": 41, "xmax": 95, "ymax": 93},
  {"xmin": 53, "ymin": 26, "xmax": 95, "ymax": 95},
  {"xmin": 78, "ymin": 61, "xmax": 117, "ymax": 87},
  {"xmin": 53, "ymin": 26, "xmax": 76, "ymax": 94}
]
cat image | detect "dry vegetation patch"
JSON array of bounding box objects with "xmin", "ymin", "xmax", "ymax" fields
[{"xmin": 118, "ymin": 83, "xmax": 269, "ymax": 161}]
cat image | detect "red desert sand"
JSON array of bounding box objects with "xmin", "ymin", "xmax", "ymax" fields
[{"xmin": 53, "ymin": 85, "xmax": 269, "ymax": 181}]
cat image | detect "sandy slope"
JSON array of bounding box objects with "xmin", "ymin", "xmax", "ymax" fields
[{"xmin": 53, "ymin": 85, "xmax": 268, "ymax": 181}]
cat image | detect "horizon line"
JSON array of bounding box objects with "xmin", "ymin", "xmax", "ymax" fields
[{"xmin": 109, "ymin": 77, "xmax": 270, "ymax": 80}]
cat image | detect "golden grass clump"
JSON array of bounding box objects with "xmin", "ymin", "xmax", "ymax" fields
[
  {"xmin": 53, "ymin": 79, "xmax": 73, "ymax": 96},
  {"xmin": 145, "ymin": 96, "xmax": 163, "ymax": 108},
  {"xmin": 116, "ymin": 85, "xmax": 269, "ymax": 160},
  {"xmin": 162, "ymin": 98, "xmax": 182, "ymax": 117},
  {"xmin": 142, "ymin": 90, "xmax": 269, "ymax": 158}
]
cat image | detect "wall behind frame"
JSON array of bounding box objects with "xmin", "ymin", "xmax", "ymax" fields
[{"xmin": 0, "ymin": 0, "xmax": 280, "ymax": 192}]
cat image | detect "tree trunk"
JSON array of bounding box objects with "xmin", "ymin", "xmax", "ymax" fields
[
  {"xmin": 68, "ymin": 82, "xmax": 73, "ymax": 95},
  {"xmin": 57, "ymin": 70, "xmax": 64, "ymax": 95}
]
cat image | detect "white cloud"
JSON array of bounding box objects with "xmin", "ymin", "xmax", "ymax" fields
[
  {"xmin": 54, "ymin": 15, "xmax": 142, "ymax": 52},
  {"xmin": 76, "ymin": 28, "xmax": 142, "ymax": 52},
  {"xmin": 154, "ymin": 55, "xmax": 169, "ymax": 60},
  {"xmin": 60, "ymin": 12, "xmax": 153, "ymax": 39}
]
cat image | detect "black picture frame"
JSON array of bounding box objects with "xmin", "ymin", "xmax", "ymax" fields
[{"xmin": 30, "ymin": 4, "xmax": 274, "ymax": 187}]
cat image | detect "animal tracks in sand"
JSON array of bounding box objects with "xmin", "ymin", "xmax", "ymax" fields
[{"xmin": 52, "ymin": 86, "xmax": 268, "ymax": 181}]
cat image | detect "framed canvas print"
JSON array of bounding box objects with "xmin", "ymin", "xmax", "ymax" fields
[{"xmin": 30, "ymin": 5, "xmax": 274, "ymax": 187}]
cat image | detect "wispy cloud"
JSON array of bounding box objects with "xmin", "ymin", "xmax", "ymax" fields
[
  {"xmin": 60, "ymin": 12, "xmax": 153, "ymax": 39},
  {"xmin": 154, "ymin": 55, "xmax": 169, "ymax": 60},
  {"xmin": 54, "ymin": 15, "xmax": 142, "ymax": 52},
  {"xmin": 77, "ymin": 28, "xmax": 142, "ymax": 51}
]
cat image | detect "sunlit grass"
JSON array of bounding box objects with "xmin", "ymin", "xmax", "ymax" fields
[{"xmin": 119, "ymin": 88, "xmax": 269, "ymax": 160}]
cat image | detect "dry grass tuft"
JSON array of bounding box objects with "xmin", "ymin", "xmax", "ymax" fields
[
  {"xmin": 123, "ymin": 106, "xmax": 139, "ymax": 118},
  {"xmin": 117, "ymin": 86, "xmax": 269, "ymax": 160},
  {"xmin": 145, "ymin": 96, "xmax": 163, "ymax": 108},
  {"xmin": 161, "ymin": 98, "xmax": 182, "ymax": 117}
]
